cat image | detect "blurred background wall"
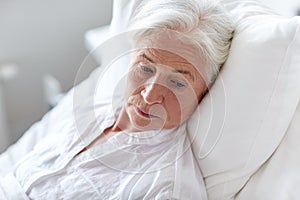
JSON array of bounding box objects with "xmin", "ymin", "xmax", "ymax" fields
[{"xmin": 0, "ymin": 0, "xmax": 112, "ymax": 151}]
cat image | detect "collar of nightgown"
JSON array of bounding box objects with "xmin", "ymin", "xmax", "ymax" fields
[{"xmin": 77, "ymin": 101, "xmax": 187, "ymax": 149}]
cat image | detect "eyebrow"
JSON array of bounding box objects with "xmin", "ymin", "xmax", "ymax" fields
[
  {"xmin": 142, "ymin": 53, "xmax": 195, "ymax": 81},
  {"xmin": 142, "ymin": 53, "xmax": 155, "ymax": 63}
]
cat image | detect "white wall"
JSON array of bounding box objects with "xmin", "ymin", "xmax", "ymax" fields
[
  {"xmin": 0, "ymin": 0, "xmax": 112, "ymax": 149},
  {"xmin": 0, "ymin": 84, "xmax": 9, "ymax": 152}
]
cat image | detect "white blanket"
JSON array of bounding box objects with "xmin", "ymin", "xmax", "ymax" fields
[{"xmin": 0, "ymin": 173, "xmax": 29, "ymax": 200}]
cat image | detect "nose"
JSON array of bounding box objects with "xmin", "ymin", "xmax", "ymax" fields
[{"xmin": 141, "ymin": 83, "xmax": 164, "ymax": 104}]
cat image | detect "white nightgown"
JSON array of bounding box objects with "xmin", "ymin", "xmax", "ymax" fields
[{"xmin": 0, "ymin": 93, "xmax": 207, "ymax": 200}]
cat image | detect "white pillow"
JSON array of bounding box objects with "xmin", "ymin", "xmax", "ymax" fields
[
  {"xmin": 92, "ymin": 0, "xmax": 300, "ymax": 199},
  {"xmin": 186, "ymin": 3, "xmax": 300, "ymax": 200}
]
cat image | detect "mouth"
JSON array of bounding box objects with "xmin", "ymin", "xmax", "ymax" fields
[{"xmin": 134, "ymin": 106, "xmax": 158, "ymax": 119}]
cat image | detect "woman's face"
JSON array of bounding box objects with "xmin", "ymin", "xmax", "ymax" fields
[{"xmin": 123, "ymin": 48, "xmax": 207, "ymax": 131}]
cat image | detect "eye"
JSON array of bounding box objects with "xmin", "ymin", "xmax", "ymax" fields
[
  {"xmin": 171, "ymin": 79, "xmax": 186, "ymax": 88},
  {"xmin": 140, "ymin": 65, "xmax": 154, "ymax": 73}
]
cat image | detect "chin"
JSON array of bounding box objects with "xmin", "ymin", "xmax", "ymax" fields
[
  {"xmin": 162, "ymin": 123, "xmax": 179, "ymax": 130},
  {"xmin": 133, "ymin": 117, "xmax": 167, "ymax": 131},
  {"xmin": 132, "ymin": 119, "xmax": 165, "ymax": 131}
]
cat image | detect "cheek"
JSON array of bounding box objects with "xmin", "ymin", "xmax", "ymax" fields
[
  {"xmin": 126, "ymin": 69, "xmax": 145, "ymax": 97},
  {"xmin": 175, "ymin": 88, "xmax": 199, "ymax": 120},
  {"xmin": 164, "ymin": 92, "xmax": 182, "ymax": 124}
]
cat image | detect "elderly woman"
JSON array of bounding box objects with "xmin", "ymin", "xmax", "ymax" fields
[{"xmin": 0, "ymin": 0, "xmax": 234, "ymax": 199}]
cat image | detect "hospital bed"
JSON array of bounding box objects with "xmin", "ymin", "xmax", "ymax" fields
[
  {"xmin": 80, "ymin": 0, "xmax": 300, "ymax": 199},
  {"xmin": 1, "ymin": 0, "xmax": 299, "ymax": 199}
]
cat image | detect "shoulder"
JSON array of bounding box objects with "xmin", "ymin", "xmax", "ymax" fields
[{"xmin": 171, "ymin": 135, "xmax": 208, "ymax": 200}]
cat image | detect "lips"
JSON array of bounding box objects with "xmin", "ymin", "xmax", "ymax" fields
[{"xmin": 134, "ymin": 106, "xmax": 158, "ymax": 118}]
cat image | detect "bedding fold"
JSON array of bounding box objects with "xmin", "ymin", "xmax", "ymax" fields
[{"xmin": 0, "ymin": 173, "xmax": 29, "ymax": 200}]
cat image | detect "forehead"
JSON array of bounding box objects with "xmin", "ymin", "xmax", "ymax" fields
[{"xmin": 136, "ymin": 48, "xmax": 198, "ymax": 73}]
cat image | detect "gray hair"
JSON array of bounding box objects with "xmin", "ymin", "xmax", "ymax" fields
[{"xmin": 128, "ymin": 0, "xmax": 235, "ymax": 87}]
